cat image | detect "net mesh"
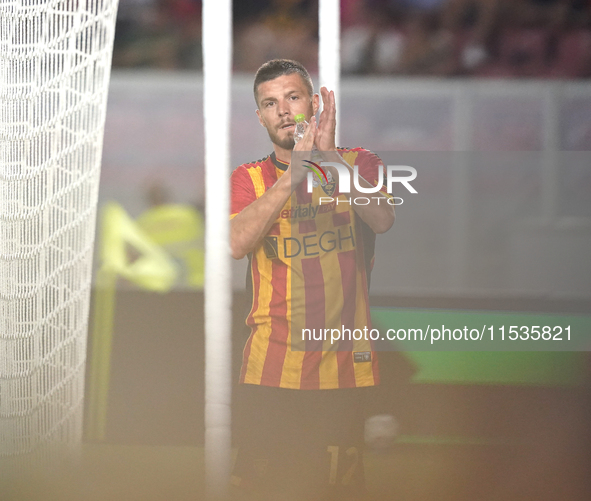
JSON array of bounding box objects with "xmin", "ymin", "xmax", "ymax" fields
[{"xmin": 0, "ymin": 0, "xmax": 118, "ymax": 460}]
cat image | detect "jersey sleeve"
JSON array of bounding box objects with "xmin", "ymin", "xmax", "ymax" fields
[
  {"xmin": 230, "ymin": 166, "xmax": 257, "ymax": 219},
  {"xmin": 353, "ymin": 148, "xmax": 393, "ymax": 200}
]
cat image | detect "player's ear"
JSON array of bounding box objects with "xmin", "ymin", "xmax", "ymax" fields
[
  {"xmin": 312, "ymin": 93, "xmax": 320, "ymax": 116},
  {"xmin": 256, "ymin": 108, "xmax": 266, "ymax": 127}
]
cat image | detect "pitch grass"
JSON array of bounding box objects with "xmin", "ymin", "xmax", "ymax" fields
[{"xmin": 3, "ymin": 440, "xmax": 587, "ymax": 501}]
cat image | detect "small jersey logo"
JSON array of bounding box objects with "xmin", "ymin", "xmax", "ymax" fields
[
  {"xmin": 321, "ymin": 180, "xmax": 336, "ymax": 197},
  {"xmin": 311, "ymin": 168, "xmax": 333, "ymax": 187},
  {"xmin": 312, "ymin": 170, "xmax": 335, "ymax": 196},
  {"xmin": 263, "ymin": 236, "xmax": 278, "ymax": 259},
  {"xmin": 353, "ymin": 352, "xmax": 372, "ymax": 363}
]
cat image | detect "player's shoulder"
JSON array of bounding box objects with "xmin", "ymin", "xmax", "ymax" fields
[
  {"xmin": 233, "ymin": 154, "xmax": 273, "ymax": 173},
  {"xmin": 337, "ymin": 145, "xmax": 379, "ymax": 156},
  {"xmin": 337, "ymin": 146, "xmax": 382, "ymax": 163},
  {"xmin": 231, "ymin": 155, "xmax": 275, "ymax": 186},
  {"xmin": 337, "ymin": 146, "xmax": 371, "ymax": 154}
]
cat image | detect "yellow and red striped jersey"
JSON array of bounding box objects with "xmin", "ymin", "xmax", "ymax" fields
[{"xmin": 230, "ymin": 148, "xmax": 391, "ymax": 389}]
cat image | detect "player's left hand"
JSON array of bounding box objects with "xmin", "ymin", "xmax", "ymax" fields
[{"xmin": 315, "ymin": 87, "xmax": 336, "ymax": 154}]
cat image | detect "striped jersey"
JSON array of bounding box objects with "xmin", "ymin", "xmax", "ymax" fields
[{"xmin": 230, "ymin": 148, "xmax": 391, "ymax": 389}]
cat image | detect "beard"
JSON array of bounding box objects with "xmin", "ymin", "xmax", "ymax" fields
[{"xmin": 266, "ymin": 126, "xmax": 295, "ymax": 151}]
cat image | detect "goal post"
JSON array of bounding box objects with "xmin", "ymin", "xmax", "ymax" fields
[
  {"xmin": 201, "ymin": 1, "xmax": 341, "ymax": 499},
  {"xmin": 0, "ymin": 0, "xmax": 119, "ymax": 464},
  {"xmin": 203, "ymin": 0, "xmax": 233, "ymax": 499},
  {"xmin": 319, "ymin": 0, "xmax": 341, "ymax": 144}
]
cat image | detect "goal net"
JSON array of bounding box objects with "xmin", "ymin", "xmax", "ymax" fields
[{"xmin": 0, "ymin": 0, "xmax": 119, "ymax": 463}]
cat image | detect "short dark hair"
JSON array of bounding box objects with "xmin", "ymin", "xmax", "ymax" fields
[{"xmin": 253, "ymin": 59, "xmax": 314, "ymax": 107}]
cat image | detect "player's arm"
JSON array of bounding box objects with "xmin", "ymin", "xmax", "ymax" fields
[
  {"xmin": 322, "ymin": 149, "xmax": 394, "ymax": 234},
  {"xmin": 230, "ymin": 175, "xmax": 291, "ymax": 260},
  {"xmin": 315, "ymin": 88, "xmax": 395, "ymax": 234},
  {"xmin": 230, "ymin": 118, "xmax": 317, "ymax": 260}
]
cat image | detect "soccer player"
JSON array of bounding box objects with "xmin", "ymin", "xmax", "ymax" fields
[{"xmin": 230, "ymin": 59, "xmax": 395, "ymax": 501}]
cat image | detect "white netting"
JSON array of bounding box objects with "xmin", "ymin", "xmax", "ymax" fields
[{"xmin": 0, "ymin": 0, "xmax": 118, "ymax": 460}]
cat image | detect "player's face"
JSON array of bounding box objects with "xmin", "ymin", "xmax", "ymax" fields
[{"xmin": 255, "ymin": 73, "xmax": 319, "ymax": 151}]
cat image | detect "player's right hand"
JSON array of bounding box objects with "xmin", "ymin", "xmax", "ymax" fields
[{"xmin": 288, "ymin": 116, "xmax": 317, "ymax": 188}]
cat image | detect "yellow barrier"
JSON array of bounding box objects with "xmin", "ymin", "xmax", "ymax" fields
[{"xmin": 87, "ymin": 202, "xmax": 204, "ymax": 441}]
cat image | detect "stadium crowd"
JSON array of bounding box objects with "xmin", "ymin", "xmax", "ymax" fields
[{"xmin": 112, "ymin": 0, "xmax": 591, "ymax": 77}]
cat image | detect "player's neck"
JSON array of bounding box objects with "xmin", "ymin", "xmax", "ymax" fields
[{"xmin": 272, "ymin": 143, "xmax": 293, "ymax": 165}]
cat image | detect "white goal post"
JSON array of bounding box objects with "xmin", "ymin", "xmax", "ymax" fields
[{"xmin": 202, "ymin": 1, "xmax": 342, "ymax": 499}]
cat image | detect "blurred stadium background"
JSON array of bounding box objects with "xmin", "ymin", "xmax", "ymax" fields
[{"xmin": 5, "ymin": 0, "xmax": 590, "ymax": 500}]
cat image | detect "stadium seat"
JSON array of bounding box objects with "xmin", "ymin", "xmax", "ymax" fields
[
  {"xmin": 549, "ymin": 30, "xmax": 591, "ymax": 78},
  {"xmin": 478, "ymin": 28, "xmax": 551, "ymax": 77}
]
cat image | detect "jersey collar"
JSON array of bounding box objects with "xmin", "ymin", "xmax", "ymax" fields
[{"xmin": 270, "ymin": 151, "xmax": 289, "ymax": 171}]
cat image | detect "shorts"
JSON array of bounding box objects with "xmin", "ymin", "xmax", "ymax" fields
[{"xmin": 232, "ymin": 383, "xmax": 375, "ymax": 501}]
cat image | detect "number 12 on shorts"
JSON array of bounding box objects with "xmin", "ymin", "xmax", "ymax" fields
[{"xmin": 327, "ymin": 446, "xmax": 359, "ymax": 485}]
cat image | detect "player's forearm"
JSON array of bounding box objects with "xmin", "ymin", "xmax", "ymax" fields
[
  {"xmin": 349, "ymin": 189, "xmax": 395, "ymax": 233},
  {"xmin": 230, "ymin": 174, "xmax": 293, "ymax": 259},
  {"xmin": 323, "ymin": 151, "xmax": 395, "ymax": 234}
]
